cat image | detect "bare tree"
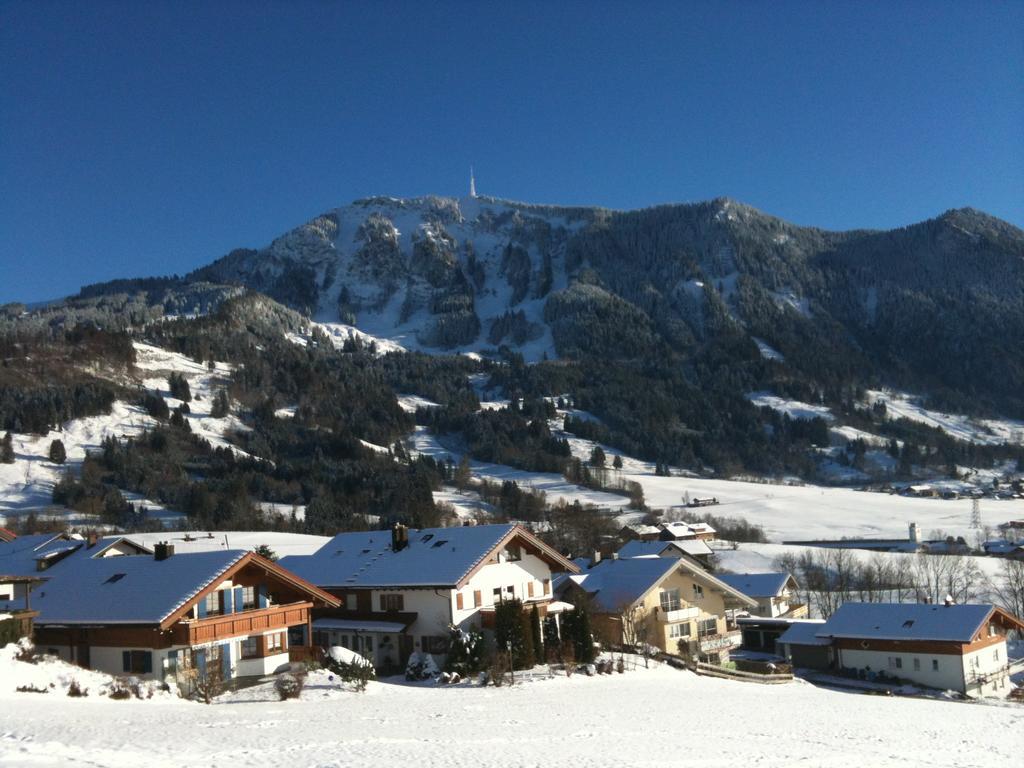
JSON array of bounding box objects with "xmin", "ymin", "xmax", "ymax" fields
[
  {"xmin": 990, "ymin": 559, "xmax": 1024, "ymax": 622},
  {"xmin": 912, "ymin": 552, "xmax": 983, "ymax": 605},
  {"xmin": 618, "ymin": 602, "xmax": 652, "ymax": 667}
]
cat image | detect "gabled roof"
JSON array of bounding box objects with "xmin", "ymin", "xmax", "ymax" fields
[
  {"xmin": 569, "ymin": 556, "xmax": 758, "ymax": 612},
  {"xmin": 617, "ymin": 539, "xmax": 713, "ymax": 560},
  {"xmin": 716, "ymin": 572, "xmax": 795, "ymax": 599},
  {"xmin": 816, "ymin": 603, "xmax": 1018, "ymax": 643},
  {"xmin": 31, "ymin": 549, "xmax": 340, "ymax": 627},
  {"xmin": 0, "ymin": 533, "xmax": 83, "ymax": 577},
  {"xmin": 32, "ymin": 549, "xmax": 248, "ymax": 625},
  {"xmin": 280, "ymin": 524, "xmax": 578, "ymax": 590}
]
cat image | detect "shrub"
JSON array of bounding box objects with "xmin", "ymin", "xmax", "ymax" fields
[
  {"xmin": 67, "ymin": 679, "xmax": 88, "ymax": 697},
  {"xmin": 404, "ymin": 652, "xmax": 440, "ymax": 681},
  {"xmin": 443, "ymin": 625, "xmax": 487, "ymax": 677},
  {"xmin": 274, "ymin": 672, "xmax": 305, "ymax": 701},
  {"xmin": 324, "ymin": 646, "xmax": 375, "ymax": 692},
  {"xmin": 16, "ymin": 684, "xmax": 48, "ymax": 694}
]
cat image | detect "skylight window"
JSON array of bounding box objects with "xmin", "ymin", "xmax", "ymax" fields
[
  {"xmin": 902, "ymin": 620, "xmax": 915, "ymax": 628},
  {"xmin": 421, "ymin": 534, "xmax": 434, "ymax": 543},
  {"xmin": 104, "ymin": 573, "xmax": 126, "ymax": 584},
  {"xmin": 432, "ymin": 540, "xmax": 448, "ymax": 548}
]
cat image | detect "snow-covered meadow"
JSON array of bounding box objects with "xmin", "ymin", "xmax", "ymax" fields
[{"xmin": 0, "ymin": 646, "xmax": 1020, "ymax": 768}]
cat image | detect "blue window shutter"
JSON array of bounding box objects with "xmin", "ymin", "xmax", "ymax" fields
[
  {"xmin": 258, "ymin": 585, "xmax": 268, "ymax": 608},
  {"xmin": 221, "ymin": 645, "xmax": 231, "ymax": 678},
  {"xmin": 197, "ymin": 597, "xmax": 207, "ymax": 618},
  {"xmin": 234, "ymin": 587, "xmax": 244, "ymax": 613},
  {"xmin": 142, "ymin": 652, "xmax": 152, "ymax": 675},
  {"xmin": 122, "ymin": 651, "xmax": 131, "ymax": 672},
  {"xmin": 196, "ymin": 649, "xmax": 206, "ymax": 676}
]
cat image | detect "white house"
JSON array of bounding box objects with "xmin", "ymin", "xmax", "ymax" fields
[
  {"xmin": 781, "ymin": 602, "xmax": 1024, "ymax": 698},
  {"xmin": 280, "ymin": 523, "xmax": 579, "ymax": 671}
]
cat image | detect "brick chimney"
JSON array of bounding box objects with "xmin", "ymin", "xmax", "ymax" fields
[{"xmin": 154, "ymin": 542, "xmax": 175, "ymax": 561}]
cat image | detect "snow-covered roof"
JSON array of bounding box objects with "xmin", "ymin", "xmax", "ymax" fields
[
  {"xmin": 716, "ymin": 572, "xmax": 794, "ymax": 599},
  {"xmin": 569, "ymin": 557, "xmax": 757, "ymax": 612},
  {"xmin": 778, "ymin": 620, "xmax": 830, "ymax": 647},
  {"xmin": 571, "ymin": 557, "xmax": 680, "ymax": 612},
  {"xmin": 0, "ymin": 533, "xmax": 83, "ymax": 577},
  {"xmin": 280, "ymin": 524, "xmax": 575, "ymax": 589},
  {"xmin": 31, "ymin": 550, "xmax": 247, "ymax": 625},
  {"xmin": 817, "ymin": 603, "xmax": 996, "ymax": 643},
  {"xmin": 660, "ymin": 521, "xmax": 716, "ymax": 538},
  {"xmin": 617, "ymin": 539, "xmax": 712, "ymax": 560}
]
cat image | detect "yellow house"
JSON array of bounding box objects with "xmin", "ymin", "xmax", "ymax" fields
[{"xmin": 560, "ymin": 556, "xmax": 757, "ymax": 663}]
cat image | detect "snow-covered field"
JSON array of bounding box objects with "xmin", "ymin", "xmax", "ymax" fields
[{"xmin": 1, "ymin": 649, "xmax": 1020, "ymax": 767}]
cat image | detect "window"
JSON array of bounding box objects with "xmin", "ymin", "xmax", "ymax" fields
[
  {"xmin": 527, "ymin": 581, "xmax": 535, "ymax": 598},
  {"xmin": 204, "ymin": 591, "xmax": 221, "ymax": 616},
  {"xmin": 493, "ymin": 587, "xmax": 502, "ymax": 604},
  {"xmin": 913, "ymin": 658, "xmax": 920, "ymax": 672},
  {"xmin": 240, "ymin": 637, "xmax": 259, "ymax": 659},
  {"xmin": 242, "ymin": 586, "xmax": 256, "ymax": 610},
  {"xmin": 543, "ymin": 579, "xmax": 550, "ymax": 595},
  {"xmin": 503, "ymin": 546, "xmax": 522, "ymax": 562},
  {"xmin": 380, "ymin": 593, "xmax": 404, "ymax": 612},
  {"xmin": 993, "ymin": 648, "xmax": 999, "ymax": 662},
  {"xmin": 902, "ymin": 620, "xmax": 914, "ymax": 628},
  {"xmin": 420, "ymin": 534, "xmax": 434, "ymax": 543},
  {"xmin": 422, "ymin": 636, "xmax": 448, "ymax": 654},
  {"xmin": 669, "ymin": 622, "xmax": 691, "ymax": 639},
  {"xmin": 692, "ymin": 584, "xmax": 705, "ymax": 601},
  {"xmin": 346, "ymin": 593, "xmax": 357, "ymax": 611},
  {"xmin": 887, "ymin": 656, "xmax": 902, "ymax": 670},
  {"xmin": 267, "ymin": 633, "xmax": 284, "ymax": 652},
  {"xmin": 104, "ymin": 573, "xmax": 126, "ymax": 584},
  {"xmin": 659, "ymin": 588, "xmax": 681, "ymax": 612},
  {"xmin": 122, "ymin": 650, "xmax": 152, "ymax": 674},
  {"xmin": 431, "ymin": 540, "xmax": 448, "ymax": 549},
  {"xmin": 697, "ymin": 618, "xmax": 717, "ymax": 638},
  {"xmin": 932, "ymin": 659, "xmax": 939, "ymax": 671}
]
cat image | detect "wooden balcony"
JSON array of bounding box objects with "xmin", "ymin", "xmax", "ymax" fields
[{"xmin": 174, "ymin": 601, "xmax": 312, "ymax": 646}]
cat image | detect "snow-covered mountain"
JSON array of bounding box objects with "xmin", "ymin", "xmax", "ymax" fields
[{"xmin": 190, "ymin": 195, "xmax": 601, "ymax": 361}]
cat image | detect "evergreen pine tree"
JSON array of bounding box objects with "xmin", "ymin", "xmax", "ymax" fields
[
  {"xmin": 48, "ymin": 439, "xmax": 66, "ymax": 464},
  {"xmin": 0, "ymin": 432, "xmax": 14, "ymax": 464}
]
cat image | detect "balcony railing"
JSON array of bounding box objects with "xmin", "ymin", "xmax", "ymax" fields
[
  {"xmin": 659, "ymin": 606, "xmax": 699, "ymax": 623},
  {"xmin": 175, "ymin": 601, "xmax": 312, "ymax": 646}
]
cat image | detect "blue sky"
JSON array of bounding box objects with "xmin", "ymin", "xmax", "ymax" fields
[{"xmin": 2, "ymin": 1, "xmax": 1022, "ymax": 304}]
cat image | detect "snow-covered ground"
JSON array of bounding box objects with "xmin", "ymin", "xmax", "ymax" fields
[
  {"xmin": 410, "ymin": 427, "xmax": 630, "ymax": 510},
  {"xmin": 0, "ymin": 343, "xmax": 248, "ymax": 528},
  {"xmin": 867, "ymin": 390, "xmax": 1024, "ymax": 446},
  {"xmin": 748, "ymin": 391, "xmax": 834, "ymax": 421},
  {"xmin": 0, "ymin": 650, "xmax": 1020, "ymax": 767}
]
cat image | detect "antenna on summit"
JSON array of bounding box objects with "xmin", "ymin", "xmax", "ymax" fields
[{"xmin": 469, "ymin": 166, "xmax": 477, "ymax": 198}]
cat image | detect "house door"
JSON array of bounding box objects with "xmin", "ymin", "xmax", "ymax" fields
[
  {"xmin": 75, "ymin": 644, "xmax": 90, "ymax": 669},
  {"xmin": 398, "ymin": 634, "xmax": 414, "ymax": 666}
]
